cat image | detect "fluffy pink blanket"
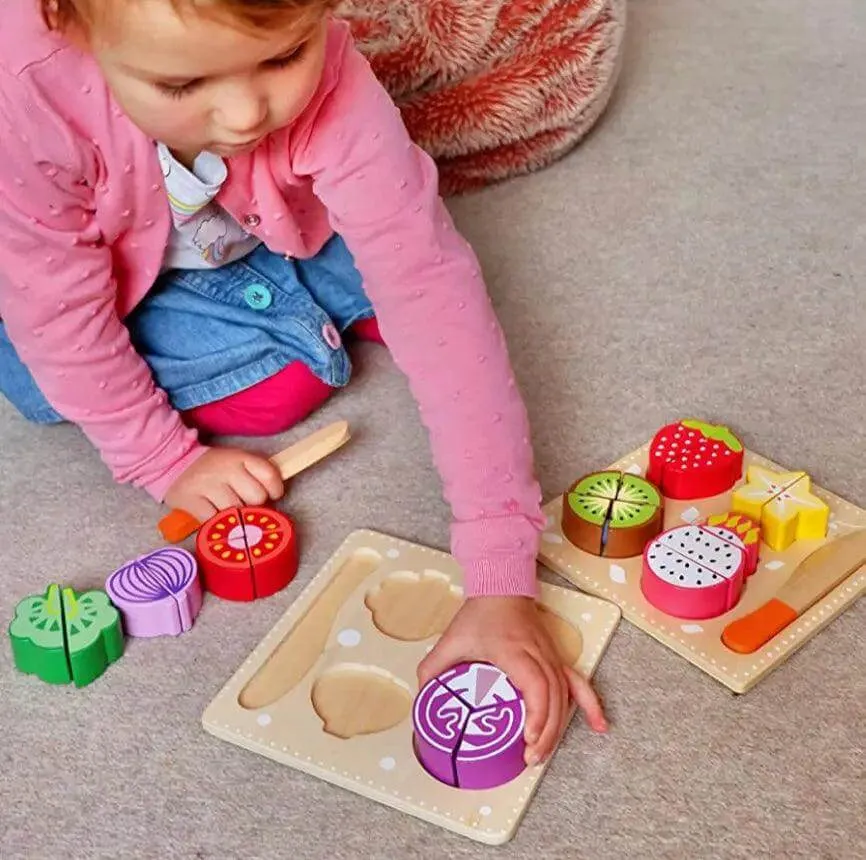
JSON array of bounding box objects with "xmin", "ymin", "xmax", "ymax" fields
[{"xmin": 336, "ymin": 0, "xmax": 626, "ymax": 194}]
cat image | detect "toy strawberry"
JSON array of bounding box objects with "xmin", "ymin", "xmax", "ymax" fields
[{"xmin": 646, "ymin": 419, "xmax": 744, "ymax": 500}]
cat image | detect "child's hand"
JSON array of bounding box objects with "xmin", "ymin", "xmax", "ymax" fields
[
  {"xmin": 417, "ymin": 596, "xmax": 608, "ymax": 766},
  {"xmin": 164, "ymin": 447, "xmax": 284, "ymax": 521}
]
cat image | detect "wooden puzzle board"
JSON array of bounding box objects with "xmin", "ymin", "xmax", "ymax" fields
[
  {"xmin": 202, "ymin": 529, "xmax": 621, "ymax": 845},
  {"xmin": 538, "ymin": 444, "xmax": 866, "ymax": 694}
]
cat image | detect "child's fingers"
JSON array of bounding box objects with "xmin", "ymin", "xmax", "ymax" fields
[
  {"xmin": 564, "ymin": 665, "xmax": 608, "ymax": 732},
  {"xmin": 416, "ymin": 641, "xmax": 468, "ymax": 687},
  {"xmin": 527, "ymin": 656, "xmax": 565, "ymax": 764},
  {"xmin": 229, "ymin": 466, "xmax": 272, "ymax": 507},
  {"xmin": 205, "ymin": 483, "xmax": 245, "ymax": 513},
  {"xmin": 242, "ymin": 455, "xmax": 285, "ymax": 500},
  {"xmin": 497, "ymin": 652, "xmax": 549, "ymax": 759}
]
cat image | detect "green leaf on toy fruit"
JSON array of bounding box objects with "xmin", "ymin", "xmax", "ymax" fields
[
  {"xmin": 8, "ymin": 584, "xmax": 72, "ymax": 684},
  {"xmin": 62, "ymin": 587, "xmax": 124, "ymax": 688},
  {"xmin": 681, "ymin": 419, "xmax": 743, "ymax": 453}
]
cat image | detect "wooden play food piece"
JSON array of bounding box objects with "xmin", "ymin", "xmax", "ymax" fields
[
  {"xmin": 9, "ymin": 584, "xmax": 124, "ymax": 687},
  {"xmin": 9, "ymin": 584, "xmax": 70, "ymax": 685},
  {"xmin": 641, "ymin": 523, "xmax": 752, "ymax": 619},
  {"xmin": 703, "ymin": 512, "xmax": 761, "ymax": 577},
  {"xmin": 562, "ymin": 470, "xmax": 663, "ymax": 557},
  {"xmin": 413, "ymin": 662, "xmax": 527, "ymax": 791},
  {"xmin": 238, "ymin": 549, "xmax": 382, "ymax": 709},
  {"xmin": 158, "ymin": 508, "xmax": 201, "ymax": 544},
  {"xmin": 731, "ymin": 465, "xmax": 830, "ymax": 551},
  {"xmin": 722, "ymin": 528, "xmax": 866, "ymax": 653},
  {"xmin": 647, "ymin": 419, "xmax": 744, "ymax": 500},
  {"xmin": 62, "ymin": 587, "xmax": 125, "ymax": 687},
  {"xmin": 196, "ymin": 506, "xmax": 298, "ymax": 602},
  {"xmin": 159, "ymin": 420, "xmax": 352, "ymax": 542},
  {"xmin": 105, "ymin": 547, "xmax": 202, "ymax": 637}
]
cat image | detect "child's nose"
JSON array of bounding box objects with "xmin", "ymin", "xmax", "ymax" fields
[{"xmin": 215, "ymin": 83, "xmax": 269, "ymax": 136}]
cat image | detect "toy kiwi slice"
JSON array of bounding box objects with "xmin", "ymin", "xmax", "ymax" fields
[{"xmin": 562, "ymin": 470, "xmax": 663, "ymax": 558}]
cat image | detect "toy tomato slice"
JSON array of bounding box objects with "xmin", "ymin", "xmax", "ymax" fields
[
  {"xmin": 196, "ymin": 507, "xmax": 298, "ymax": 601},
  {"xmin": 239, "ymin": 507, "xmax": 298, "ymax": 599}
]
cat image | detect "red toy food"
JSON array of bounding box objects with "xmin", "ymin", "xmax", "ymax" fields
[
  {"xmin": 640, "ymin": 513, "xmax": 760, "ymax": 619},
  {"xmin": 647, "ymin": 419, "xmax": 744, "ymax": 500},
  {"xmin": 196, "ymin": 507, "xmax": 298, "ymax": 602}
]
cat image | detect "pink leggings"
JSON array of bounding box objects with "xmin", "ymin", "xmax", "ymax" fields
[{"xmin": 183, "ymin": 317, "xmax": 384, "ymax": 436}]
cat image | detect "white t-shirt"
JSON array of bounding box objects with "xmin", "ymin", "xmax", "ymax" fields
[{"xmin": 157, "ymin": 143, "xmax": 261, "ymax": 272}]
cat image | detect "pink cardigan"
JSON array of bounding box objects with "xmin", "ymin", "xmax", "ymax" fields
[{"xmin": 0, "ymin": 1, "xmax": 545, "ymax": 596}]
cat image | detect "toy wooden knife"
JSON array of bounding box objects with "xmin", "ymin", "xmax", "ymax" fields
[
  {"xmin": 721, "ymin": 528, "xmax": 866, "ymax": 654},
  {"xmin": 158, "ymin": 420, "xmax": 351, "ymax": 543}
]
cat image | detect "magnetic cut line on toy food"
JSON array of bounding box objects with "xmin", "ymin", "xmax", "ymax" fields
[
  {"xmin": 731, "ymin": 466, "xmax": 830, "ymax": 551},
  {"xmin": 721, "ymin": 528, "xmax": 866, "ymax": 653},
  {"xmin": 106, "ymin": 547, "xmax": 202, "ymax": 637},
  {"xmin": 641, "ymin": 515, "xmax": 761, "ymax": 619},
  {"xmin": 238, "ymin": 549, "xmax": 382, "ymax": 710},
  {"xmin": 9, "ymin": 584, "xmax": 123, "ymax": 687},
  {"xmin": 196, "ymin": 507, "xmax": 298, "ymax": 602},
  {"xmin": 413, "ymin": 662, "xmax": 527, "ymax": 790},
  {"xmin": 562, "ymin": 470, "xmax": 663, "ymax": 557}
]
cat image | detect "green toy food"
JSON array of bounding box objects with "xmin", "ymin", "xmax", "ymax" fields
[{"xmin": 9, "ymin": 584, "xmax": 124, "ymax": 687}]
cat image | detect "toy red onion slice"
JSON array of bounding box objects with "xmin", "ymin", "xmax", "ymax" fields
[
  {"xmin": 413, "ymin": 662, "xmax": 526, "ymax": 790},
  {"xmin": 106, "ymin": 547, "xmax": 202, "ymax": 637}
]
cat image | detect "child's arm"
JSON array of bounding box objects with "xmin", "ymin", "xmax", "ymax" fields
[
  {"xmin": 291, "ymin": 29, "xmax": 543, "ymax": 599},
  {"xmin": 290, "ymin": 26, "xmax": 607, "ymax": 757},
  {"xmin": 0, "ymin": 72, "xmax": 281, "ymax": 516}
]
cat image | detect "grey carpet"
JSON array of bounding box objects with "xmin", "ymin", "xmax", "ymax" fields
[{"xmin": 2, "ymin": 1, "xmax": 864, "ymax": 858}]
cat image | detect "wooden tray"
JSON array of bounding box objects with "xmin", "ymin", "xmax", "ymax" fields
[
  {"xmin": 202, "ymin": 529, "xmax": 620, "ymax": 845},
  {"xmin": 538, "ymin": 443, "xmax": 866, "ymax": 694}
]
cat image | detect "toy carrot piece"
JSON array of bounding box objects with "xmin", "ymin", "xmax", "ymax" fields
[{"xmin": 159, "ymin": 508, "xmax": 202, "ymax": 544}]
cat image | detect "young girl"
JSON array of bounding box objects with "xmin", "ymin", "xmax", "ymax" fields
[{"xmin": 0, "ymin": 0, "xmax": 607, "ymax": 759}]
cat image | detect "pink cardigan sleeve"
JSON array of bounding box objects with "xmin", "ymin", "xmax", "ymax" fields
[
  {"xmin": 290, "ymin": 34, "xmax": 546, "ymax": 597},
  {"xmin": 0, "ymin": 70, "xmax": 206, "ymax": 501}
]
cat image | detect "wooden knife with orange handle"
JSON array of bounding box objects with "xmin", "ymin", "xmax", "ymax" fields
[
  {"xmin": 157, "ymin": 420, "xmax": 351, "ymax": 543},
  {"xmin": 721, "ymin": 528, "xmax": 866, "ymax": 654}
]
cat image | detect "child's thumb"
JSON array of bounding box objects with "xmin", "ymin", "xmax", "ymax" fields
[{"xmin": 416, "ymin": 643, "xmax": 464, "ymax": 688}]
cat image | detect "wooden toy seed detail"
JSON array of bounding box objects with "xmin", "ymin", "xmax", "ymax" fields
[
  {"xmin": 196, "ymin": 507, "xmax": 298, "ymax": 602},
  {"xmin": 9, "ymin": 585, "xmax": 124, "ymax": 687},
  {"xmin": 201, "ymin": 530, "xmax": 620, "ymax": 845},
  {"xmin": 538, "ymin": 436, "xmax": 866, "ymax": 694}
]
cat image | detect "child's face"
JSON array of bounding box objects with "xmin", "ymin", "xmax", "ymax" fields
[{"xmin": 87, "ymin": 0, "xmax": 328, "ymax": 159}]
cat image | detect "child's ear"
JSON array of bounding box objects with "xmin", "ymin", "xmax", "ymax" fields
[{"xmin": 43, "ymin": 1, "xmax": 92, "ymax": 52}]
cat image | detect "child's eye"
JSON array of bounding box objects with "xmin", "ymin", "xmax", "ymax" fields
[
  {"xmin": 265, "ymin": 43, "xmax": 306, "ymax": 69},
  {"xmin": 156, "ymin": 79, "xmax": 202, "ymax": 99}
]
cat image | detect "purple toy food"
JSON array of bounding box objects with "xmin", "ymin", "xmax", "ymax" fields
[
  {"xmin": 106, "ymin": 547, "xmax": 202, "ymax": 637},
  {"xmin": 413, "ymin": 661, "xmax": 526, "ymax": 790}
]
